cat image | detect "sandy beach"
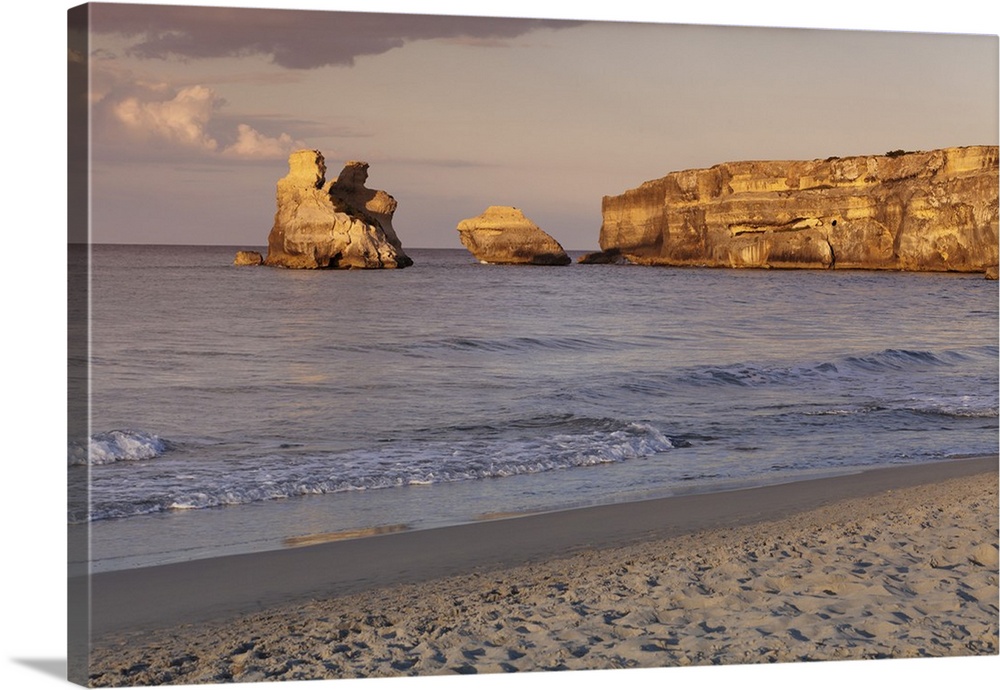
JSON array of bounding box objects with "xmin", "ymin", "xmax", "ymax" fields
[{"xmin": 84, "ymin": 456, "xmax": 998, "ymax": 685}]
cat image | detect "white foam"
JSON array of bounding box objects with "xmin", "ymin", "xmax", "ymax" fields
[
  {"xmin": 83, "ymin": 419, "xmax": 679, "ymax": 520},
  {"xmin": 69, "ymin": 430, "xmax": 169, "ymax": 466}
]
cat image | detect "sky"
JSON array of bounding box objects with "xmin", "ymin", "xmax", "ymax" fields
[
  {"xmin": 1, "ymin": 3, "xmax": 999, "ymax": 690},
  {"xmin": 72, "ymin": 1, "xmax": 998, "ymax": 250}
]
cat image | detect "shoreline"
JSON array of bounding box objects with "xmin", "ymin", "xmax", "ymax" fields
[
  {"xmin": 83, "ymin": 456, "xmax": 997, "ymax": 639},
  {"xmin": 85, "ymin": 454, "xmax": 999, "ymax": 684}
]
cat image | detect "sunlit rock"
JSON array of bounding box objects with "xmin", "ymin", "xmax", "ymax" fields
[
  {"xmin": 233, "ymin": 250, "xmax": 263, "ymax": 266},
  {"xmin": 599, "ymin": 146, "xmax": 999, "ymax": 272},
  {"xmin": 264, "ymin": 150, "xmax": 412, "ymax": 269},
  {"xmin": 457, "ymin": 206, "xmax": 571, "ymax": 265}
]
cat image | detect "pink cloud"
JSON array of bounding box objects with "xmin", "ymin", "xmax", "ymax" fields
[
  {"xmin": 222, "ymin": 124, "xmax": 302, "ymax": 159},
  {"xmin": 106, "ymin": 83, "xmax": 301, "ymax": 160},
  {"xmin": 112, "ymin": 85, "xmax": 220, "ymax": 152}
]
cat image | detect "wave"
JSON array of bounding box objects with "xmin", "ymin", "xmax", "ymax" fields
[
  {"xmin": 81, "ymin": 418, "xmax": 677, "ymax": 521},
  {"xmin": 841, "ymin": 348, "xmax": 960, "ymax": 372},
  {"xmin": 411, "ymin": 335, "xmax": 619, "ymax": 354},
  {"xmin": 323, "ymin": 333, "xmax": 676, "ymax": 358},
  {"xmin": 680, "ymin": 347, "xmax": 994, "ymax": 389},
  {"xmin": 806, "ymin": 399, "xmax": 998, "ymax": 419},
  {"xmin": 68, "ymin": 430, "xmax": 171, "ymax": 466}
]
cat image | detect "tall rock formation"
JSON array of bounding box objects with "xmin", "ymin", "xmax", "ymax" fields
[
  {"xmin": 599, "ymin": 146, "xmax": 998, "ymax": 272},
  {"xmin": 264, "ymin": 150, "xmax": 413, "ymax": 269},
  {"xmin": 457, "ymin": 206, "xmax": 571, "ymax": 265}
]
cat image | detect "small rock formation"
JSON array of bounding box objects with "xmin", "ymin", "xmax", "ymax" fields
[
  {"xmin": 233, "ymin": 250, "xmax": 263, "ymax": 266},
  {"xmin": 456, "ymin": 206, "xmax": 571, "ymax": 265},
  {"xmin": 599, "ymin": 146, "xmax": 998, "ymax": 272},
  {"xmin": 985, "ymin": 266, "xmax": 998, "ymax": 280},
  {"xmin": 264, "ymin": 150, "xmax": 412, "ymax": 269},
  {"xmin": 577, "ymin": 248, "xmax": 627, "ymax": 265}
]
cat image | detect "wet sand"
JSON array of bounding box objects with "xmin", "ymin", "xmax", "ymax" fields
[{"xmin": 84, "ymin": 456, "xmax": 998, "ymax": 685}]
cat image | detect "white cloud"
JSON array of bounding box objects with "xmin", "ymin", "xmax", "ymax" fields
[
  {"xmin": 222, "ymin": 123, "xmax": 302, "ymax": 159},
  {"xmin": 109, "ymin": 83, "xmax": 298, "ymax": 159},
  {"xmin": 112, "ymin": 84, "xmax": 220, "ymax": 152}
]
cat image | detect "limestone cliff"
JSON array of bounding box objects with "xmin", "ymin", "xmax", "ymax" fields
[
  {"xmin": 264, "ymin": 150, "xmax": 412, "ymax": 269},
  {"xmin": 599, "ymin": 146, "xmax": 999, "ymax": 272},
  {"xmin": 457, "ymin": 206, "xmax": 571, "ymax": 265}
]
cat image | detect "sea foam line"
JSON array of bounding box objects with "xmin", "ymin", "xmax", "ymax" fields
[{"xmin": 83, "ymin": 420, "xmax": 677, "ymax": 521}]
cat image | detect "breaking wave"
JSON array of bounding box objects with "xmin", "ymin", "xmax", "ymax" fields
[
  {"xmin": 68, "ymin": 430, "xmax": 172, "ymax": 466},
  {"xmin": 81, "ymin": 417, "xmax": 678, "ymax": 522}
]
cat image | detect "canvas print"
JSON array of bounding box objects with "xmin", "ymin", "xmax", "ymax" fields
[{"xmin": 67, "ymin": 2, "xmax": 998, "ymax": 687}]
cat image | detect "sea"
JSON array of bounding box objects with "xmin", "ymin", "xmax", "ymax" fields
[{"xmin": 69, "ymin": 245, "xmax": 999, "ymax": 573}]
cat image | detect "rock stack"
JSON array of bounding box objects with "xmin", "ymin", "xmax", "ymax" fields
[
  {"xmin": 262, "ymin": 150, "xmax": 412, "ymax": 269},
  {"xmin": 457, "ymin": 206, "xmax": 571, "ymax": 265}
]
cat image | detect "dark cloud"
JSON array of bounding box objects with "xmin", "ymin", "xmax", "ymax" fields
[{"xmin": 89, "ymin": 4, "xmax": 582, "ymax": 69}]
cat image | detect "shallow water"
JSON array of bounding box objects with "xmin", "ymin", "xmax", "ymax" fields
[{"xmin": 70, "ymin": 245, "xmax": 998, "ymax": 571}]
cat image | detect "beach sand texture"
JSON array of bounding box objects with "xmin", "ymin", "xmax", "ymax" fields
[{"xmin": 87, "ymin": 463, "xmax": 998, "ymax": 685}]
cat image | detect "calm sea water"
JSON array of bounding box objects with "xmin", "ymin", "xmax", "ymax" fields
[{"xmin": 69, "ymin": 245, "xmax": 998, "ymax": 572}]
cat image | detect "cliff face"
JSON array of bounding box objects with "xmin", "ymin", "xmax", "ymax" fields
[
  {"xmin": 264, "ymin": 150, "xmax": 412, "ymax": 269},
  {"xmin": 457, "ymin": 206, "xmax": 571, "ymax": 265},
  {"xmin": 599, "ymin": 146, "xmax": 999, "ymax": 272}
]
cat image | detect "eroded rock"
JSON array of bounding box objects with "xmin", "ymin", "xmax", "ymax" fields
[
  {"xmin": 233, "ymin": 250, "xmax": 263, "ymax": 266},
  {"xmin": 599, "ymin": 146, "xmax": 999, "ymax": 272},
  {"xmin": 264, "ymin": 150, "xmax": 412, "ymax": 269},
  {"xmin": 456, "ymin": 206, "xmax": 571, "ymax": 265}
]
